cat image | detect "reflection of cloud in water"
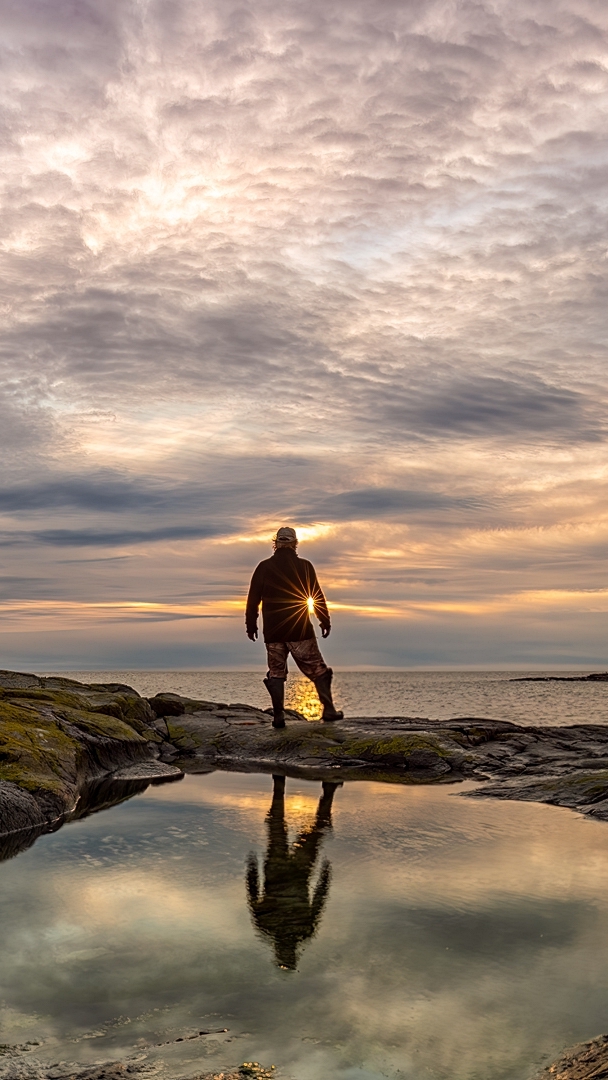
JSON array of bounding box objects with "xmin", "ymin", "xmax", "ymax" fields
[
  {"xmin": 332, "ymin": 783, "xmax": 608, "ymax": 905},
  {"xmin": 65, "ymin": 871, "xmax": 246, "ymax": 930},
  {"xmin": 126, "ymin": 774, "xmax": 608, "ymax": 902},
  {"xmin": 1, "ymin": 776, "xmax": 608, "ymax": 1077}
]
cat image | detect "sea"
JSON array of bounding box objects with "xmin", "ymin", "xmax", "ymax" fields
[{"xmin": 45, "ymin": 667, "xmax": 608, "ymax": 726}]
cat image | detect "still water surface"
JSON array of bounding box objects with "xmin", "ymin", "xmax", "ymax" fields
[{"xmin": 2, "ymin": 772, "xmax": 608, "ymax": 1079}]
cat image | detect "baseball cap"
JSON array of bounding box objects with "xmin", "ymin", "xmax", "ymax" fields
[{"xmin": 275, "ymin": 526, "xmax": 298, "ymax": 543}]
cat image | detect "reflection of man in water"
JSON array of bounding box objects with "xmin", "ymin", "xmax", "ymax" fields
[{"xmin": 246, "ymin": 775, "xmax": 340, "ymax": 970}]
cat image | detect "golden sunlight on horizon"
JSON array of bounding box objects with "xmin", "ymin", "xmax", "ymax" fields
[{"xmin": 2, "ymin": 582, "xmax": 608, "ymax": 635}]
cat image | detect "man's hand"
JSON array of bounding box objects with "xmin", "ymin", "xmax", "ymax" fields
[
  {"xmin": 247, "ymin": 629, "xmax": 258, "ymax": 641},
  {"xmin": 321, "ymin": 625, "xmax": 331, "ymax": 638}
]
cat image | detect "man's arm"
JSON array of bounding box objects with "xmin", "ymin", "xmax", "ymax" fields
[
  {"xmin": 245, "ymin": 563, "xmax": 264, "ymax": 640},
  {"xmin": 310, "ymin": 567, "xmax": 331, "ymax": 637}
]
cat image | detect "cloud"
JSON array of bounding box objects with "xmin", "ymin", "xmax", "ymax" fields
[
  {"xmin": 1, "ymin": 0, "xmax": 608, "ymax": 661},
  {"xmin": 306, "ymin": 486, "xmax": 487, "ymax": 520},
  {"xmin": 379, "ymin": 375, "xmax": 605, "ymax": 442},
  {"xmin": 0, "ymin": 525, "xmax": 223, "ymax": 548}
]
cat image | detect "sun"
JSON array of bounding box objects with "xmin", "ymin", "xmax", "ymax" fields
[{"xmin": 307, "ymin": 596, "xmax": 315, "ymax": 614}]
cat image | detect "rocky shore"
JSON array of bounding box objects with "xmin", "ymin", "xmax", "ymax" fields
[
  {"xmin": 154, "ymin": 697, "xmax": 608, "ymax": 822},
  {"xmin": 4, "ymin": 668, "xmax": 608, "ymax": 858},
  {"xmin": 0, "ymin": 669, "xmax": 184, "ymax": 859}
]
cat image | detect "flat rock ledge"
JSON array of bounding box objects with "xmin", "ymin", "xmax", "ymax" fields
[
  {"xmin": 150, "ymin": 690, "xmax": 608, "ymax": 823},
  {"xmin": 5, "ymin": 669, "xmax": 608, "ymax": 858}
]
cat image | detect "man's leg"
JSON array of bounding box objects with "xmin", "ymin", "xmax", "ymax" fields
[
  {"xmin": 288, "ymin": 639, "xmax": 344, "ymax": 722},
  {"xmin": 264, "ymin": 643, "xmax": 288, "ymax": 728}
]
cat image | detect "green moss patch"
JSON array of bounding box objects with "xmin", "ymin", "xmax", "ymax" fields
[
  {"xmin": 165, "ymin": 720, "xmax": 203, "ymax": 750},
  {"xmin": 52, "ymin": 705, "xmax": 147, "ymax": 743},
  {"xmin": 328, "ymin": 732, "xmax": 450, "ymax": 762},
  {"xmin": 0, "ymin": 685, "xmax": 153, "ymax": 806},
  {"xmin": 0, "ymin": 699, "xmax": 79, "ymax": 794},
  {"xmin": 4, "ymin": 687, "xmax": 160, "ymax": 744}
]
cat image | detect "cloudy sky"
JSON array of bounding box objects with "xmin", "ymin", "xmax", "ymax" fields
[{"xmin": 1, "ymin": 0, "xmax": 608, "ymax": 669}]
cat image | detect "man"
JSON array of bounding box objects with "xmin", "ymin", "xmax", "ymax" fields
[{"xmin": 246, "ymin": 526, "xmax": 343, "ymax": 727}]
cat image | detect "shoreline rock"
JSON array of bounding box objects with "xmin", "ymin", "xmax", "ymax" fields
[
  {"xmin": 512, "ymin": 672, "xmax": 608, "ymax": 682},
  {"xmin": 0, "ymin": 669, "xmax": 183, "ymax": 857},
  {"xmin": 160, "ymin": 707, "xmax": 608, "ymax": 820},
  {"xmin": 3, "ymin": 1033, "xmax": 607, "ymax": 1080},
  {"xmin": 5, "ymin": 669, "xmax": 608, "ymax": 856}
]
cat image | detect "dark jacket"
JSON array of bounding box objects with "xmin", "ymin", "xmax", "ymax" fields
[{"xmin": 246, "ymin": 547, "xmax": 331, "ymax": 642}]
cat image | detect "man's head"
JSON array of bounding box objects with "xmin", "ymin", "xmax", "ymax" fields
[{"xmin": 273, "ymin": 526, "xmax": 298, "ymax": 550}]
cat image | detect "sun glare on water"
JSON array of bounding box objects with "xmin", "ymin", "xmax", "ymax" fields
[{"xmin": 286, "ymin": 676, "xmax": 322, "ymax": 722}]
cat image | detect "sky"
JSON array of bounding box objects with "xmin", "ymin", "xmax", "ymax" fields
[{"xmin": 1, "ymin": 0, "xmax": 608, "ymax": 670}]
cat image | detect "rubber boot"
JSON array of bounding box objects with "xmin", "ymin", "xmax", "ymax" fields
[
  {"xmin": 264, "ymin": 676, "xmax": 286, "ymax": 728},
  {"xmin": 313, "ymin": 668, "xmax": 343, "ymax": 722}
]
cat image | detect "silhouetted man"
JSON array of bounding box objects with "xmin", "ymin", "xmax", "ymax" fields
[
  {"xmin": 246, "ymin": 775, "xmax": 339, "ymax": 969},
  {"xmin": 246, "ymin": 526, "xmax": 343, "ymax": 727}
]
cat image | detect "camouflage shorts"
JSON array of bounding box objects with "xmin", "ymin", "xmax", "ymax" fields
[{"xmin": 266, "ymin": 638, "xmax": 329, "ymax": 681}]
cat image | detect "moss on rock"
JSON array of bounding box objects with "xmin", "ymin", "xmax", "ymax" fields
[
  {"xmin": 327, "ymin": 732, "xmax": 450, "ymax": 765},
  {"xmin": 165, "ymin": 719, "xmax": 204, "ymax": 750},
  {"xmin": 0, "ymin": 698, "xmax": 79, "ymax": 795},
  {"xmin": 0, "ymin": 672, "xmax": 171, "ymax": 838},
  {"xmin": 3, "ymin": 686, "xmax": 161, "ymax": 742}
]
